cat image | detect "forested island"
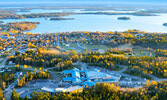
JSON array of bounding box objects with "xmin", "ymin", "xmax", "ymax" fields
[
  {"xmin": 50, "ymin": 17, "xmax": 74, "ymax": 20},
  {"xmin": 2, "ymin": 21, "xmax": 40, "ymax": 32},
  {"xmin": 0, "ymin": 21, "xmax": 4, "ymax": 23},
  {"xmin": 163, "ymin": 23, "xmax": 167, "ymax": 26},
  {"xmin": 79, "ymin": 12, "xmax": 156, "ymax": 16},
  {"xmin": 0, "ymin": 13, "xmax": 75, "ymax": 19},
  {"xmin": 118, "ymin": 17, "xmax": 131, "ymax": 20}
]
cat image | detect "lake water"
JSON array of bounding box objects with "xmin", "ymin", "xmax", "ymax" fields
[
  {"xmin": 16, "ymin": 9, "xmax": 136, "ymax": 15},
  {"xmin": 1, "ymin": 9, "xmax": 167, "ymax": 33}
]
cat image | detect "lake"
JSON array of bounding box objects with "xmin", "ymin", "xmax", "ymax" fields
[
  {"xmin": 1, "ymin": 9, "xmax": 167, "ymax": 33},
  {"xmin": 16, "ymin": 9, "xmax": 136, "ymax": 15}
]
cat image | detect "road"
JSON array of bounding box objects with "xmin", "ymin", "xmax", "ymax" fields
[
  {"xmin": 0, "ymin": 50, "xmax": 15, "ymax": 68},
  {"xmin": 147, "ymin": 74, "xmax": 167, "ymax": 82},
  {"xmin": 0, "ymin": 56, "xmax": 8, "ymax": 68},
  {"xmin": 3, "ymin": 80, "xmax": 18, "ymax": 93}
]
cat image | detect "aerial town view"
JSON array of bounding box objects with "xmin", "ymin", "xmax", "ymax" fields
[{"xmin": 0, "ymin": 0, "xmax": 167, "ymax": 100}]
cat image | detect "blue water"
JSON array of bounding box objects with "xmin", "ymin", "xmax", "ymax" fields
[
  {"xmin": 1, "ymin": 10, "xmax": 167, "ymax": 33},
  {"xmin": 17, "ymin": 9, "xmax": 136, "ymax": 15},
  {"xmin": 17, "ymin": 9, "xmax": 83, "ymax": 14}
]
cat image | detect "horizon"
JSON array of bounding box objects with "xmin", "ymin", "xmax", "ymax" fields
[{"xmin": 0, "ymin": 0, "xmax": 167, "ymax": 5}]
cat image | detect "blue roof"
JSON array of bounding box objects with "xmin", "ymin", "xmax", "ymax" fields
[
  {"xmin": 63, "ymin": 68, "xmax": 80, "ymax": 78},
  {"xmin": 102, "ymin": 79, "xmax": 115, "ymax": 82},
  {"xmin": 63, "ymin": 68, "xmax": 89, "ymax": 84},
  {"xmin": 63, "ymin": 77, "xmax": 82, "ymax": 83},
  {"xmin": 82, "ymin": 81, "xmax": 95, "ymax": 87},
  {"xmin": 72, "ymin": 78, "xmax": 82, "ymax": 83}
]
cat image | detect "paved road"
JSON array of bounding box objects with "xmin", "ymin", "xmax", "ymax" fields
[
  {"xmin": 0, "ymin": 56, "xmax": 8, "ymax": 68},
  {"xmin": 3, "ymin": 80, "xmax": 18, "ymax": 93},
  {"xmin": 147, "ymin": 74, "xmax": 167, "ymax": 82},
  {"xmin": 0, "ymin": 50, "xmax": 15, "ymax": 68}
]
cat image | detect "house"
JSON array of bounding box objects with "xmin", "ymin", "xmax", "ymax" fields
[
  {"xmin": 14, "ymin": 72, "xmax": 27, "ymax": 78},
  {"xmin": 0, "ymin": 69, "xmax": 4, "ymax": 73},
  {"xmin": 9, "ymin": 61, "xmax": 15, "ymax": 65}
]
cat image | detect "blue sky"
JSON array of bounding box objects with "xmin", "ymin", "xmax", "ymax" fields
[
  {"xmin": 0, "ymin": 0, "xmax": 167, "ymax": 5},
  {"xmin": 0, "ymin": 0, "xmax": 167, "ymax": 3}
]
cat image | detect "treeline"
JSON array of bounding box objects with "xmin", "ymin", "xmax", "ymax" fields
[
  {"xmin": 155, "ymin": 49, "xmax": 167, "ymax": 57},
  {"xmin": 13, "ymin": 49, "xmax": 67, "ymax": 67},
  {"xmin": 55, "ymin": 60, "xmax": 73, "ymax": 71},
  {"xmin": 0, "ymin": 73, "xmax": 15, "ymax": 90},
  {"xmin": 5, "ymin": 21, "xmax": 40, "ymax": 32},
  {"xmin": 17, "ymin": 70, "xmax": 50, "ymax": 87},
  {"xmin": 82, "ymin": 52, "xmax": 167, "ymax": 78},
  {"xmin": 9, "ymin": 49, "xmax": 79, "ymax": 71},
  {"xmin": 11, "ymin": 81, "xmax": 167, "ymax": 100},
  {"xmin": 0, "ymin": 13, "xmax": 74, "ymax": 19},
  {"xmin": 0, "ymin": 88, "xmax": 4, "ymax": 100},
  {"xmin": 58, "ymin": 30, "xmax": 167, "ymax": 49}
]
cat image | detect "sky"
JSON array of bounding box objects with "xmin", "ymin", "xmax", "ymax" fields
[
  {"xmin": 0, "ymin": 0, "xmax": 167, "ymax": 3},
  {"xmin": 0, "ymin": 0, "xmax": 167, "ymax": 5}
]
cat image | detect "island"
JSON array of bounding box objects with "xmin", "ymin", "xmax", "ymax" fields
[
  {"xmin": 0, "ymin": 21, "xmax": 4, "ymax": 23},
  {"xmin": 163, "ymin": 23, "xmax": 167, "ymax": 26},
  {"xmin": 117, "ymin": 17, "xmax": 131, "ymax": 20},
  {"xmin": 50, "ymin": 17, "xmax": 75, "ymax": 20},
  {"xmin": 1, "ymin": 21, "xmax": 40, "ymax": 33}
]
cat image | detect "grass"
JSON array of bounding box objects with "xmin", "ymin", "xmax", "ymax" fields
[
  {"xmin": 84, "ymin": 44, "xmax": 110, "ymax": 50},
  {"xmin": 116, "ymin": 44, "xmax": 156, "ymax": 57},
  {"xmin": 115, "ymin": 67, "xmax": 124, "ymax": 71},
  {"xmin": 40, "ymin": 49, "xmax": 61, "ymax": 55},
  {"xmin": 60, "ymin": 43, "xmax": 110, "ymax": 51},
  {"xmin": 8, "ymin": 67, "xmax": 32, "ymax": 72},
  {"xmin": 123, "ymin": 70, "xmax": 153, "ymax": 80},
  {"xmin": 60, "ymin": 43, "xmax": 78, "ymax": 51},
  {"xmin": 48, "ymin": 64, "xmax": 81, "ymax": 72}
]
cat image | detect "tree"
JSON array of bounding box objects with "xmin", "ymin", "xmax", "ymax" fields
[
  {"xmin": 146, "ymin": 79, "xmax": 150, "ymax": 87},
  {"xmin": 0, "ymin": 88, "xmax": 4, "ymax": 100},
  {"xmin": 2, "ymin": 82, "xmax": 6, "ymax": 90},
  {"xmin": 24, "ymin": 96, "xmax": 28, "ymax": 100},
  {"xmin": 11, "ymin": 88, "xmax": 19, "ymax": 100}
]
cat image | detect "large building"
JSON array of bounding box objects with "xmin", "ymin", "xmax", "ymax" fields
[
  {"xmin": 87, "ymin": 70, "xmax": 121, "ymax": 85},
  {"xmin": 41, "ymin": 68, "xmax": 120, "ymax": 94},
  {"xmin": 62, "ymin": 68, "xmax": 120, "ymax": 86},
  {"xmin": 62, "ymin": 68, "xmax": 89, "ymax": 84}
]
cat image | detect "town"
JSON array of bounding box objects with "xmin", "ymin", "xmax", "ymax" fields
[{"xmin": 0, "ymin": 29, "xmax": 166, "ymax": 99}]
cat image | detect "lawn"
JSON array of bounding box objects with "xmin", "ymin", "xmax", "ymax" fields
[
  {"xmin": 84, "ymin": 44, "xmax": 110, "ymax": 50},
  {"xmin": 40, "ymin": 49, "xmax": 61, "ymax": 55}
]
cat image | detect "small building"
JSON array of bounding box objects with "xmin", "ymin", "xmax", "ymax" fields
[
  {"xmin": 41, "ymin": 83, "xmax": 83, "ymax": 94},
  {"xmin": 0, "ymin": 69, "xmax": 4, "ymax": 73},
  {"xmin": 14, "ymin": 72, "xmax": 27, "ymax": 78},
  {"xmin": 65, "ymin": 44, "xmax": 70, "ymax": 47},
  {"xmin": 66, "ymin": 86, "xmax": 83, "ymax": 93},
  {"xmin": 9, "ymin": 61, "xmax": 15, "ymax": 65}
]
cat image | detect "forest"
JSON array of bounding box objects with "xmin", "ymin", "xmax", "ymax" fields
[
  {"xmin": 10, "ymin": 81, "xmax": 167, "ymax": 100},
  {"xmin": 82, "ymin": 51, "xmax": 167, "ymax": 78}
]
